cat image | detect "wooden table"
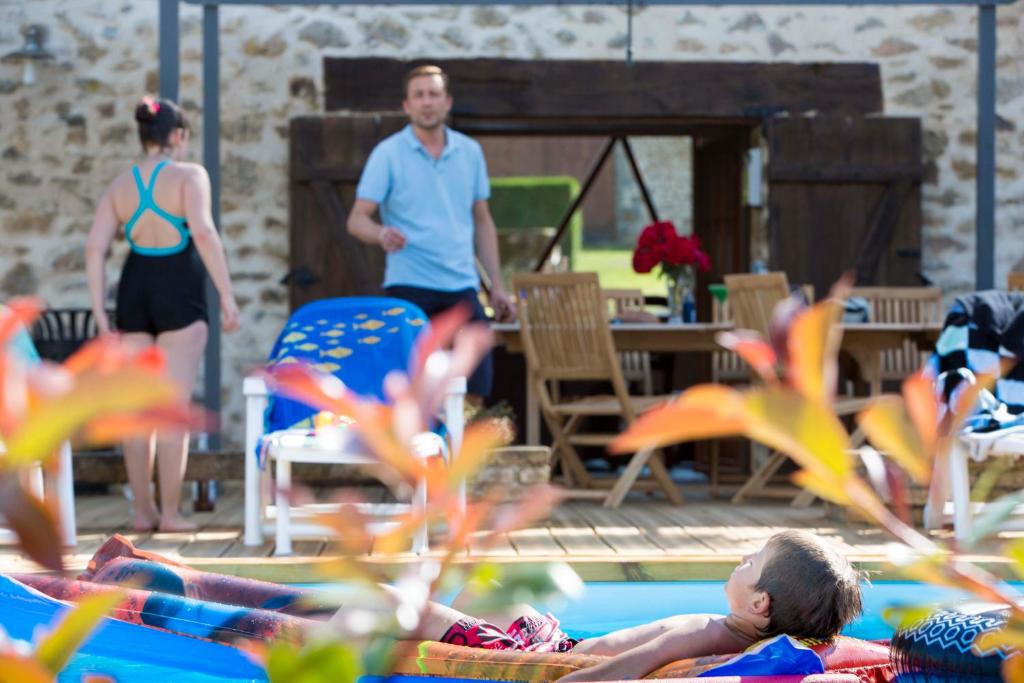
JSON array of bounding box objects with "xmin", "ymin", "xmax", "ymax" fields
[{"xmin": 493, "ymin": 321, "xmax": 942, "ymax": 445}]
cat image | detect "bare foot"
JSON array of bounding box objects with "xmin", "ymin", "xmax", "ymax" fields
[
  {"xmin": 158, "ymin": 514, "xmax": 198, "ymax": 533},
  {"xmin": 133, "ymin": 507, "xmax": 160, "ymax": 532}
]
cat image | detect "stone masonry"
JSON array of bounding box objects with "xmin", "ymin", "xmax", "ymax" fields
[{"xmin": 0, "ymin": 1, "xmax": 1022, "ymax": 447}]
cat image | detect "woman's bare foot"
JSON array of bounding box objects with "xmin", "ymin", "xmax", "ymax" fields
[
  {"xmin": 133, "ymin": 507, "xmax": 160, "ymax": 532},
  {"xmin": 158, "ymin": 513, "xmax": 198, "ymax": 533}
]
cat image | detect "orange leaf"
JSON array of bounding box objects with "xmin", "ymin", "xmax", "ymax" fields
[
  {"xmin": 488, "ymin": 485, "xmax": 566, "ymax": 535},
  {"xmin": 447, "ymin": 422, "xmax": 507, "ymax": 483},
  {"xmin": 716, "ymin": 331, "xmax": 777, "ymax": 382},
  {"xmin": 61, "ymin": 335, "xmax": 166, "ymax": 376},
  {"xmin": 902, "ymin": 372, "xmax": 939, "ymax": 458},
  {"xmin": 265, "ymin": 363, "xmax": 360, "ymax": 417},
  {"xmin": 312, "ymin": 501, "xmax": 374, "ymax": 556},
  {"xmin": 266, "ymin": 364, "xmax": 424, "ymax": 482},
  {"xmin": 3, "ymin": 368, "xmax": 181, "ymax": 468},
  {"xmin": 81, "ymin": 405, "xmax": 210, "ymax": 445},
  {"xmin": 857, "ymin": 396, "xmax": 932, "ymax": 485},
  {"xmin": 0, "ymin": 654, "xmax": 50, "ymax": 683},
  {"xmin": 0, "ymin": 477, "xmax": 64, "ymax": 571},
  {"xmin": 1002, "ymin": 652, "xmax": 1024, "ymax": 683},
  {"xmin": 0, "ymin": 297, "xmax": 43, "ymax": 349},
  {"xmin": 611, "ymin": 384, "xmax": 747, "ymax": 453},
  {"xmin": 412, "ymin": 303, "xmax": 470, "ymax": 378},
  {"xmin": 787, "ymin": 298, "xmax": 843, "ymax": 404}
]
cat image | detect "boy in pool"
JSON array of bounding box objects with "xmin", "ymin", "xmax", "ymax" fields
[{"xmin": 327, "ymin": 530, "xmax": 864, "ymax": 681}]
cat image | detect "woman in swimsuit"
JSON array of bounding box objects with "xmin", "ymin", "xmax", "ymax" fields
[{"xmin": 86, "ymin": 96, "xmax": 240, "ymax": 532}]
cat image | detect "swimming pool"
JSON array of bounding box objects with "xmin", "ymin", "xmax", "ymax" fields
[{"xmin": 53, "ymin": 579, "xmax": 1020, "ymax": 682}]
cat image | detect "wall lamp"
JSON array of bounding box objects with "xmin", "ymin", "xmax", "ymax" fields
[{"xmin": 2, "ymin": 25, "xmax": 54, "ymax": 86}]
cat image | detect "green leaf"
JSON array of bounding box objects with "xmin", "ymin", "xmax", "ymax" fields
[
  {"xmin": 967, "ymin": 490, "xmax": 1024, "ymax": 547},
  {"xmin": 743, "ymin": 387, "xmax": 852, "ymax": 480},
  {"xmin": 882, "ymin": 604, "xmax": 939, "ymax": 631},
  {"xmin": 35, "ymin": 589, "xmax": 125, "ymax": 674},
  {"xmin": 1005, "ymin": 538, "xmax": 1024, "ymax": 581},
  {"xmin": 266, "ymin": 640, "xmax": 362, "ymax": 683}
]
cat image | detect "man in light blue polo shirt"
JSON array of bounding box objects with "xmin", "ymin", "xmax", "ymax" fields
[{"xmin": 347, "ymin": 65, "xmax": 515, "ymax": 400}]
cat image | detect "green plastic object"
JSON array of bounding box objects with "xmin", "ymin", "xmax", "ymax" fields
[
  {"xmin": 489, "ymin": 176, "xmax": 583, "ymax": 266},
  {"xmin": 709, "ymin": 283, "xmax": 728, "ymax": 303}
]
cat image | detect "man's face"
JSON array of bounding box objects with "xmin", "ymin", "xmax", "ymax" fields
[{"xmin": 403, "ymin": 74, "xmax": 452, "ymax": 132}]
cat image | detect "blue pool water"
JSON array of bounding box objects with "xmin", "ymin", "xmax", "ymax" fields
[{"xmin": 53, "ymin": 580, "xmax": 1020, "ymax": 682}]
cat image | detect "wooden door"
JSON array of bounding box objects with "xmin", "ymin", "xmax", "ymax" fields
[
  {"xmin": 693, "ymin": 130, "xmax": 750, "ymax": 319},
  {"xmin": 289, "ymin": 114, "xmax": 406, "ymax": 309},
  {"xmin": 765, "ymin": 116, "xmax": 922, "ymax": 299}
]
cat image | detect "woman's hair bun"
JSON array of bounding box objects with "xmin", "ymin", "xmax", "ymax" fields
[{"xmin": 134, "ymin": 96, "xmax": 161, "ymax": 123}]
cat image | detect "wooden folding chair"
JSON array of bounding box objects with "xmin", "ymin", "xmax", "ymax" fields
[
  {"xmin": 850, "ymin": 287, "xmax": 943, "ymax": 392},
  {"xmin": 602, "ymin": 289, "xmax": 654, "ymax": 396},
  {"xmin": 724, "ymin": 273, "xmax": 870, "ymax": 504},
  {"xmin": 513, "ymin": 273, "xmax": 683, "ymax": 508},
  {"xmin": 703, "ymin": 292, "xmax": 751, "ymax": 496}
]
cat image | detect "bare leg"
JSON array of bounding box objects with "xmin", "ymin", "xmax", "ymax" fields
[
  {"xmin": 451, "ymin": 581, "xmax": 541, "ymax": 631},
  {"xmin": 326, "ymin": 584, "xmax": 471, "ymax": 642},
  {"xmin": 154, "ymin": 321, "xmax": 208, "ymax": 532},
  {"xmin": 120, "ymin": 332, "xmax": 159, "ymax": 531}
]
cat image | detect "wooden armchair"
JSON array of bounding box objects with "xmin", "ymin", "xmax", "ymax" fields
[
  {"xmin": 723, "ymin": 273, "xmax": 869, "ymax": 504},
  {"xmin": 513, "ymin": 273, "xmax": 682, "ymax": 508},
  {"xmin": 849, "ymin": 287, "xmax": 943, "ymax": 391},
  {"xmin": 1009, "ymin": 272, "xmax": 1024, "ymax": 291}
]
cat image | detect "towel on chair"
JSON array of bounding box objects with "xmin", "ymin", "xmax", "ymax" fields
[{"xmin": 926, "ymin": 290, "xmax": 1024, "ymax": 433}]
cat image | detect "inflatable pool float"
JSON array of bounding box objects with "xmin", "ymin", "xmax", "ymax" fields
[
  {"xmin": 0, "ymin": 573, "xmax": 265, "ymax": 680},
  {"xmin": 891, "ymin": 602, "xmax": 1020, "ymax": 681},
  {"xmin": 1, "ymin": 535, "xmax": 895, "ymax": 682}
]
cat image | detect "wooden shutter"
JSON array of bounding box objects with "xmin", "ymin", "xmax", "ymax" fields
[
  {"xmin": 289, "ymin": 114, "xmax": 406, "ymax": 310},
  {"xmin": 764, "ymin": 116, "xmax": 923, "ymax": 299}
]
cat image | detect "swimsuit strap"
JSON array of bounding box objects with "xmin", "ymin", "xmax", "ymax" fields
[{"xmin": 125, "ymin": 160, "xmax": 190, "ymax": 256}]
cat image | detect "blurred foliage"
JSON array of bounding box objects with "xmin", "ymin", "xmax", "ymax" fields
[
  {"xmin": 614, "ymin": 276, "xmax": 1024, "ymax": 680},
  {"xmin": 0, "ymin": 298, "xmax": 198, "ymax": 679},
  {"xmin": 258, "ymin": 304, "xmax": 576, "ymax": 682}
]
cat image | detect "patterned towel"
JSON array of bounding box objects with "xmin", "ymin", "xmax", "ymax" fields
[
  {"xmin": 925, "ymin": 290, "xmax": 1024, "ymax": 433},
  {"xmin": 264, "ymin": 297, "xmax": 429, "ymax": 432}
]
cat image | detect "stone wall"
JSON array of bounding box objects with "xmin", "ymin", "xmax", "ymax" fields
[{"xmin": 1, "ymin": 1, "xmax": 1022, "ymax": 447}]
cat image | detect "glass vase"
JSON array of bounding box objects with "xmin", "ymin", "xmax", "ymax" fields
[{"xmin": 666, "ymin": 269, "xmax": 694, "ymax": 323}]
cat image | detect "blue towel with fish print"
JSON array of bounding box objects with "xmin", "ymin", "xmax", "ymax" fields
[{"xmin": 264, "ymin": 297, "xmax": 430, "ymax": 433}]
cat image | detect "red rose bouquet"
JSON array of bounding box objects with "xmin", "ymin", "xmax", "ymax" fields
[
  {"xmin": 632, "ymin": 220, "xmax": 711, "ymax": 280},
  {"xmin": 632, "ymin": 221, "xmax": 711, "ymax": 321}
]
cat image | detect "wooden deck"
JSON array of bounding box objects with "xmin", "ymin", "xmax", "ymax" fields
[{"xmin": 0, "ymin": 482, "xmax": 1012, "ymax": 582}]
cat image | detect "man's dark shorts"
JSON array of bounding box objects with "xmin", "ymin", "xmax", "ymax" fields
[{"xmin": 385, "ymin": 285, "xmax": 492, "ymax": 397}]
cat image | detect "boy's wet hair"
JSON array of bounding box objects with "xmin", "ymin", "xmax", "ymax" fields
[
  {"xmin": 134, "ymin": 96, "xmax": 189, "ymax": 151},
  {"xmin": 755, "ymin": 530, "xmax": 864, "ymax": 640}
]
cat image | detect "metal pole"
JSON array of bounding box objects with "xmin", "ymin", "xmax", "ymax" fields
[
  {"xmin": 158, "ymin": 0, "xmax": 179, "ymax": 101},
  {"xmin": 620, "ymin": 137, "xmax": 660, "ymax": 222},
  {"xmin": 975, "ymin": 1, "xmax": 996, "ymax": 290},
  {"xmin": 203, "ymin": 4, "xmax": 222, "ymax": 449}
]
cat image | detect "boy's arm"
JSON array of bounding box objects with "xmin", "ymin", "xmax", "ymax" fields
[{"xmin": 559, "ymin": 619, "xmax": 727, "ymax": 682}]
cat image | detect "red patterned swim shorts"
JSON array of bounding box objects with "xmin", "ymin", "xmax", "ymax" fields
[{"xmin": 439, "ymin": 613, "xmax": 580, "ymax": 653}]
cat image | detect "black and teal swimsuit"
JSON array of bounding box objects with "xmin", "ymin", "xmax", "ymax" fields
[{"xmin": 115, "ymin": 160, "xmax": 208, "ymax": 335}]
